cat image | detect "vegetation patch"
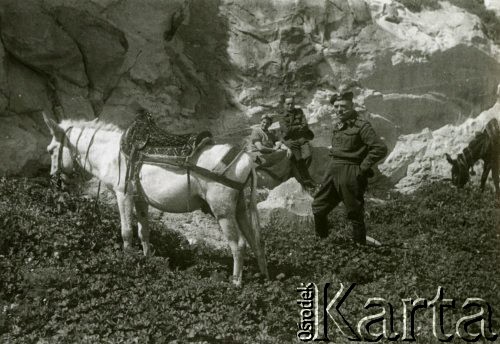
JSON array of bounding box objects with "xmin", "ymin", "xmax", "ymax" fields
[{"xmin": 0, "ymin": 177, "xmax": 499, "ymax": 343}]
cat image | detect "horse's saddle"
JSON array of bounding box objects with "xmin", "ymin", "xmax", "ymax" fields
[
  {"xmin": 121, "ymin": 112, "xmax": 213, "ymax": 159},
  {"xmin": 120, "ymin": 112, "xmax": 214, "ymax": 193}
]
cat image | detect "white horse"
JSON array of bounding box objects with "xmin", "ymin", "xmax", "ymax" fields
[{"xmin": 43, "ymin": 114, "xmax": 268, "ymax": 286}]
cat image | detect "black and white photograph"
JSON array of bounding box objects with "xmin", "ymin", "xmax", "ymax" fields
[{"xmin": 0, "ymin": 0, "xmax": 499, "ymax": 342}]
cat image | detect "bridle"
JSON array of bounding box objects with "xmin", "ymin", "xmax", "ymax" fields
[{"xmin": 52, "ymin": 126, "xmax": 96, "ymax": 188}]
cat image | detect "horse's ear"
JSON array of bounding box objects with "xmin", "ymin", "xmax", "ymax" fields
[
  {"xmin": 42, "ymin": 112, "xmax": 64, "ymax": 138},
  {"xmin": 444, "ymin": 153, "xmax": 455, "ymax": 165}
]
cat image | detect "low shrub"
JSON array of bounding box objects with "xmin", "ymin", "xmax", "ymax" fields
[{"xmin": 0, "ymin": 177, "xmax": 499, "ymax": 343}]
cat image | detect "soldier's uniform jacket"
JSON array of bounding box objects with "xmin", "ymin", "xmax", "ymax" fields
[
  {"xmin": 279, "ymin": 108, "xmax": 314, "ymax": 141},
  {"xmin": 312, "ymin": 108, "xmax": 387, "ymax": 244},
  {"xmin": 330, "ymin": 112, "xmax": 387, "ymax": 172}
]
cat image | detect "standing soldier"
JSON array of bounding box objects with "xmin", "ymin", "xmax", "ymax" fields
[
  {"xmin": 279, "ymin": 95, "xmax": 316, "ymax": 188},
  {"xmin": 312, "ymin": 91, "xmax": 388, "ymax": 245}
]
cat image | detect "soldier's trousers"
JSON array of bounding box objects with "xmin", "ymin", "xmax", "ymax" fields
[
  {"xmin": 286, "ymin": 139, "xmax": 314, "ymax": 185},
  {"xmin": 311, "ymin": 163, "xmax": 367, "ymax": 243}
]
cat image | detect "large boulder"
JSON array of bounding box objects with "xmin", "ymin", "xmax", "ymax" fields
[
  {"xmin": 4, "ymin": 58, "xmax": 52, "ymax": 115},
  {"xmin": 257, "ymin": 178, "xmax": 313, "ymax": 229},
  {"xmin": 0, "ymin": 0, "xmax": 87, "ymax": 87},
  {"xmin": 52, "ymin": 6, "xmax": 128, "ymax": 114}
]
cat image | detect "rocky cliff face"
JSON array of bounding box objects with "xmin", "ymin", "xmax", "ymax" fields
[{"xmin": 1, "ymin": 0, "xmax": 499, "ymax": 182}]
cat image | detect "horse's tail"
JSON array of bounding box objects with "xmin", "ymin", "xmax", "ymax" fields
[{"xmin": 237, "ymin": 165, "xmax": 269, "ymax": 279}]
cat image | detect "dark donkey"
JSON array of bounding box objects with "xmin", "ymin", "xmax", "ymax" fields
[{"xmin": 445, "ymin": 118, "xmax": 500, "ymax": 198}]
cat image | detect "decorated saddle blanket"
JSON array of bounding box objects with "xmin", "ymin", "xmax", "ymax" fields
[{"xmin": 121, "ymin": 112, "xmax": 213, "ymax": 159}]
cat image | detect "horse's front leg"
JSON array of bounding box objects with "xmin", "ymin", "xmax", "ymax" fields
[
  {"xmin": 116, "ymin": 191, "xmax": 135, "ymax": 252},
  {"xmin": 134, "ymin": 195, "xmax": 150, "ymax": 256}
]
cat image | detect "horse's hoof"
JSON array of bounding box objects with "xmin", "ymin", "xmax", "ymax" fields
[{"xmin": 232, "ymin": 278, "xmax": 242, "ymax": 288}]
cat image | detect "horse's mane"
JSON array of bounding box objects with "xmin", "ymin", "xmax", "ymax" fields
[{"xmin": 59, "ymin": 119, "xmax": 123, "ymax": 133}]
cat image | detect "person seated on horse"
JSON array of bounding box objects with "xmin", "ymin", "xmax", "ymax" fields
[
  {"xmin": 248, "ymin": 114, "xmax": 291, "ymax": 166},
  {"xmin": 278, "ymin": 95, "xmax": 316, "ymax": 188}
]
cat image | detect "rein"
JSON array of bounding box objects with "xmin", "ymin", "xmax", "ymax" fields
[
  {"xmin": 83, "ymin": 129, "xmax": 99, "ymax": 171},
  {"xmin": 56, "ymin": 127, "xmax": 96, "ymax": 180},
  {"xmin": 54, "ymin": 127, "xmax": 102, "ymax": 206}
]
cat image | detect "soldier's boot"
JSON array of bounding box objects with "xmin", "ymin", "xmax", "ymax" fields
[
  {"xmin": 352, "ymin": 222, "xmax": 366, "ymax": 245},
  {"xmin": 313, "ymin": 213, "xmax": 329, "ymax": 238}
]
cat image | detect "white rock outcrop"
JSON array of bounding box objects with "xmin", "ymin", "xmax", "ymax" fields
[{"xmin": 257, "ymin": 178, "xmax": 313, "ymax": 228}]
